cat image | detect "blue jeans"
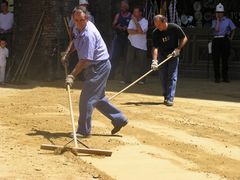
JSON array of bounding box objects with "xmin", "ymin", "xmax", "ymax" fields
[
  {"xmin": 77, "ymin": 60, "xmax": 128, "ymax": 135},
  {"xmin": 159, "ymin": 56, "xmax": 179, "ymax": 102}
]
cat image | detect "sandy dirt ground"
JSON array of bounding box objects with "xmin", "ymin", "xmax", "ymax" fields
[{"xmin": 0, "ymin": 77, "xmax": 239, "ymax": 180}]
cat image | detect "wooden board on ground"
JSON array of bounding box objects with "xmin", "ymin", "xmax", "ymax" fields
[{"xmin": 40, "ymin": 144, "xmax": 112, "ymax": 156}]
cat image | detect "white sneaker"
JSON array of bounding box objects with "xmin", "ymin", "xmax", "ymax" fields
[{"xmin": 165, "ymin": 100, "xmax": 174, "ymax": 106}]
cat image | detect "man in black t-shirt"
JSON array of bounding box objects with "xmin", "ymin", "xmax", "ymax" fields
[{"xmin": 151, "ymin": 15, "xmax": 188, "ymax": 106}]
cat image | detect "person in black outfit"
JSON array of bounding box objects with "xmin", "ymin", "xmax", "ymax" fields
[{"xmin": 151, "ymin": 15, "xmax": 188, "ymax": 106}]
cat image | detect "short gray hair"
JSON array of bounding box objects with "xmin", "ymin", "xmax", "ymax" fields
[
  {"xmin": 153, "ymin": 15, "xmax": 168, "ymax": 23},
  {"xmin": 72, "ymin": 5, "xmax": 88, "ymax": 15}
]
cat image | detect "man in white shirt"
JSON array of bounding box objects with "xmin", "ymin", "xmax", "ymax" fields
[
  {"xmin": 0, "ymin": 0, "xmax": 13, "ymax": 56},
  {"xmin": 123, "ymin": 6, "xmax": 148, "ymax": 84}
]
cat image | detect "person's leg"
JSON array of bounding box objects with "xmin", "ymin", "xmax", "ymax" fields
[
  {"xmin": 96, "ymin": 97, "xmax": 128, "ymax": 127},
  {"xmin": 109, "ymin": 36, "xmax": 121, "ymax": 79},
  {"xmin": 77, "ymin": 61, "xmax": 107, "ymax": 135},
  {"xmin": 120, "ymin": 36, "xmax": 129, "ymax": 77},
  {"xmin": 166, "ymin": 57, "xmax": 179, "ymax": 103},
  {"xmin": 123, "ymin": 43, "xmax": 135, "ymax": 83},
  {"xmin": 136, "ymin": 48, "xmax": 147, "ymax": 83},
  {"xmin": 5, "ymin": 34, "xmax": 12, "ymax": 70},
  {"xmin": 221, "ymin": 38, "xmax": 230, "ymax": 82},
  {"xmin": 212, "ymin": 38, "xmax": 221, "ymax": 82},
  {"xmin": 5, "ymin": 33, "xmax": 12, "ymax": 55},
  {"xmin": 2, "ymin": 65, "xmax": 6, "ymax": 83},
  {"xmin": 95, "ymin": 61, "xmax": 128, "ymax": 127},
  {"xmin": 109, "ymin": 33, "xmax": 117, "ymax": 61},
  {"xmin": 0, "ymin": 66, "xmax": 4, "ymax": 83},
  {"xmin": 159, "ymin": 56, "xmax": 168, "ymax": 100},
  {"xmin": 77, "ymin": 81, "xmax": 96, "ymax": 135},
  {"xmin": 78, "ymin": 60, "xmax": 127, "ymax": 135}
]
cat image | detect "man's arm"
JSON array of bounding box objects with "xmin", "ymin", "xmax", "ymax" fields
[
  {"xmin": 229, "ymin": 19, "xmax": 236, "ymax": 40},
  {"xmin": 127, "ymin": 29, "xmax": 138, "ymax": 35},
  {"xmin": 61, "ymin": 41, "xmax": 76, "ymax": 64},
  {"xmin": 6, "ymin": 49, "xmax": 9, "ymax": 58},
  {"xmin": 128, "ymin": 18, "xmax": 148, "ymax": 35},
  {"xmin": 152, "ymin": 47, "xmax": 158, "ymax": 60},
  {"xmin": 177, "ymin": 36, "xmax": 188, "ymax": 51},
  {"xmin": 134, "ymin": 22, "xmax": 144, "ymax": 34},
  {"xmin": 127, "ymin": 20, "xmax": 137, "ymax": 34},
  {"xmin": 132, "ymin": 16, "xmax": 144, "ymax": 34},
  {"xmin": 128, "ymin": 24, "xmax": 144, "ymax": 34},
  {"xmin": 172, "ymin": 36, "xmax": 188, "ymax": 57},
  {"xmin": 151, "ymin": 47, "xmax": 159, "ymax": 71},
  {"xmin": 229, "ymin": 29, "xmax": 235, "ymax": 40},
  {"xmin": 112, "ymin": 14, "xmax": 121, "ymax": 29},
  {"xmin": 70, "ymin": 59, "xmax": 91, "ymax": 77},
  {"xmin": 65, "ymin": 59, "xmax": 90, "ymax": 87}
]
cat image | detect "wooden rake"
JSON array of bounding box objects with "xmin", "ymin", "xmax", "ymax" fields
[
  {"xmin": 40, "ymin": 80, "xmax": 112, "ymax": 156},
  {"xmin": 40, "ymin": 62, "xmax": 112, "ymax": 156}
]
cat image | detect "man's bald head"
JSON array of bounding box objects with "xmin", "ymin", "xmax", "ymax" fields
[
  {"xmin": 153, "ymin": 15, "xmax": 168, "ymax": 23},
  {"xmin": 153, "ymin": 15, "xmax": 168, "ymax": 31}
]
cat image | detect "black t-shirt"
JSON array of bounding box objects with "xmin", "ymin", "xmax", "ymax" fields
[{"xmin": 152, "ymin": 23, "xmax": 186, "ymax": 56}]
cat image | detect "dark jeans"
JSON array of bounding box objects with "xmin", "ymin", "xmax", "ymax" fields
[
  {"xmin": 212, "ymin": 37, "xmax": 230, "ymax": 81},
  {"xmin": 109, "ymin": 34, "xmax": 128, "ymax": 79},
  {"xmin": 124, "ymin": 43, "xmax": 147, "ymax": 83},
  {"xmin": 159, "ymin": 55, "xmax": 179, "ymax": 102}
]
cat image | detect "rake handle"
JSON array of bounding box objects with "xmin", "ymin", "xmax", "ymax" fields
[
  {"xmin": 64, "ymin": 63, "xmax": 78, "ymax": 148},
  {"xmin": 109, "ymin": 55, "xmax": 173, "ymax": 101},
  {"xmin": 66, "ymin": 84, "xmax": 78, "ymax": 148}
]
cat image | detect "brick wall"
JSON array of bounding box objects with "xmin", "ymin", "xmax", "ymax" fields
[
  {"xmin": 12, "ymin": 0, "xmax": 142, "ymax": 80},
  {"xmin": 13, "ymin": 0, "xmax": 77, "ymax": 80}
]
